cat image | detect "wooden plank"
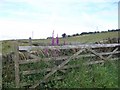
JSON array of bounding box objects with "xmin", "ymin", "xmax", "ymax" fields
[
  {"xmin": 100, "ymin": 51, "xmax": 120, "ymax": 56},
  {"xmin": 21, "ymin": 57, "xmax": 118, "ymax": 75},
  {"xmin": 21, "ymin": 65, "xmax": 80, "ymax": 75},
  {"xmin": 0, "ymin": 42, "xmax": 2, "ymax": 89},
  {"xmin": 19, "ymin": 51, "xmax": 120, "ymax": 64},
  {"xmin": 21, "ymin": 68, "xmax": 51, "ymax": 75},
  {"xmin": 19, "ymin": 43, "xmax": 120, "ymax": 51},
  {"xmin": 19, "ymin": 59, "xmax": 42, "ymax": 64},
  {"xmin": 107, "ymin": 48, "xmax": 118, "ymax": 59},
  {"xmin": 19, "ymin": 56, "xmax": 64, "ymax": 64},
  {"xmin": 30, "ymin": 49, "xmax": 86, "ymax": 88},
  {"xmin": 84, "ymin": 58, "xmax": 118, "ymax": 65},
  {"xmin": 79, "ymin": 51, "xmax": 119, "ymax": 58},
  {"xmin": 13, "ymin": 41, "xmax": 20, "ymax": 88},
  {"xmin": 86, "ymin": 48, "xmax": 106, "ymax": 60},
  {"xmin": 27, "ymin": 53, "xmax": 40, "ymax": 59}
]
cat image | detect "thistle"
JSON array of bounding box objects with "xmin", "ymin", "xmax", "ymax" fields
[{"xmin": 56, "ymin": 34, "xmax": 59, "ymax": 45}]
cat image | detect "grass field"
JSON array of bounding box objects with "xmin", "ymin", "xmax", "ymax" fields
[
  {"xmin": 1, "ymin": 31, "xmax": 119, "ymax": 88},
  {"xmin": 47, "ymin": 60, "xmax": 118, "ymax": 88},
  {"xmin": 1, "ymin": 31, "xmax": 119, "ymax": 55},
  {"xmin": 59, "ymin": 31, "xmax": 118, "ymax": 43},
  {"xmin": 29, "ymin": 31, "xmax": 119, "ymax": 44},
  {"xmin": 2, "ymin": 54, "xmax": 118, "ymax": 88}
]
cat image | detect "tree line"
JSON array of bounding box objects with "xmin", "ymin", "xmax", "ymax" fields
[
  {"xmin": 63, "ymin": 29, "xmax": 120, "ymax": 38},
  {"xmin": 47, "ymin": 29, "xmax": 119, "ymax": 39}
]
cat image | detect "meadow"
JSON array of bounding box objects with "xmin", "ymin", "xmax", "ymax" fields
[
  {"xmin": 1, "ymin": 31, "xmax": 119, "ymax": 88},
  {"xmin": 1, "ymin": 31, "xmax": 118, "ymax": 54}
]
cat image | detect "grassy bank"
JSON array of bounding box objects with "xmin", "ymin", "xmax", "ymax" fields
[
  {"xmin": 51, "ymin": 60, "xmax": 118, "ymax": 88},
  {"xmin": 1, "ymin": 31, "xmax": 119, "ymax": 55}
]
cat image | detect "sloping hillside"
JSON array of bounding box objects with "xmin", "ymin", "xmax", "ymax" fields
[{"xmin": 1, "ymin": 31, "xmax": 119, "ymax": 55}]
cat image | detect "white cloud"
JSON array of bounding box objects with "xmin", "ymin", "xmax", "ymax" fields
[
  {"xmin": 0, "ymin": 19, "xmax": 51, "ymax": 39},
  {"xmin": 0, "ymin": 0, "xmax": 118, "ymax": 40},
  {"xmin": 13, "ymin": 0, "xmax": 119, "ymax": 4}
]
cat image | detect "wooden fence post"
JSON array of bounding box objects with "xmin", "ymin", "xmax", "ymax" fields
[
  {"xmin": 0, "ymin": 42, "xmax": 2, "ymax": 89},
  {"xmin": 29, "ymin": 37, "xmax": 32, "ymax": 46},
  {"xmin": 13, "ymin": 41, "xmax": 20, "ymax": 88}
]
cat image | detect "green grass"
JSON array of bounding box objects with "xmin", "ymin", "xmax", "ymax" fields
[
  {"xmin": 62, "ymin": 31, "xmax": 118, "ymax": 43},
  {"xmin": 2, "ymin": 41, "xmax": 14, "ymax": 55},
  {"xmin": 2, "ymin": 31, "xmax": 119, "ymax": 88},
  {"xmin": 38, "ymin": 31, "xmax": 118, "ymax": 44},
  {"xmin": 46, "ymin": 59, "xmax": 118, "ymax": 88},
  {"xmin": 2, "ymin": 52, "xmax": 118, "ymax": 88},
  {"xmin": 1, "ymin": 31, "xmax": 119, "ymax": 55}
]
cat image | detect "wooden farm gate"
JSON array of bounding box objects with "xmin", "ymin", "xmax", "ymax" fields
[{"xmin": 13, "ymin": 42, "xmax": 120, "ymax": 88}]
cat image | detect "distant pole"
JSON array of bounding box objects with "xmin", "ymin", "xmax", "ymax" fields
[
  {"xmin": 96, "ymin": 26, "xmax": 98, "ymax": 31},
  {"xmin": 32, "ymin": 31, "xmax": 34, "ymax": 39}
]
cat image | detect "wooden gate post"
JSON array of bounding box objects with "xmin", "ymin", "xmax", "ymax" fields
[
  {"xmin": 29, "ymin": 37, "xmax": 32, "ymax": 46},
  {"xmin": 0, "ymin": 42, "xmax": 2, "ymax": 89},
  {"xmin": 13, "ymin": 41, "xmax": 20, "ymax": 88}
]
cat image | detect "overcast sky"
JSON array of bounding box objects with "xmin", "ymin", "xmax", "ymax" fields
[{"xmin": 0, "ymin": 0, "xmax": 119, "ymax": 40}]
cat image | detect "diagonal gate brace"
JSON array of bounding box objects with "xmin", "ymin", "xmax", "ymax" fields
[
  {"xmin": 30, "ymin": 49, "xmax": 86, "ymax": 88},
  {"xmin": 86, "ymin": 48, "xmax": 106, "ymax": 60},
  {"xmin": 106, "ymin": 48, "xmax": 118, "ymax": 59}
]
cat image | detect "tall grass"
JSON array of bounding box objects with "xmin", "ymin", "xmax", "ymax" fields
[{"xmin": 45, "ymin": 59, "xmax": 118, "ymax": 88}]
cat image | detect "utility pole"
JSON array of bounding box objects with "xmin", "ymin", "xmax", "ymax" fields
[
  {"xmin": 96, "ymin": 26, "xmax": 98, "ymax": 31},
  {"xmin": 32, "ymin": 31, "xmax": 34, "ymax": 39}
]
